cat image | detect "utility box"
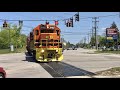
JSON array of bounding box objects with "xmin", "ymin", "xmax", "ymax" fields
[{"xmin": 10, "ymin": 45, "xmax": 14, "ymax": 51}]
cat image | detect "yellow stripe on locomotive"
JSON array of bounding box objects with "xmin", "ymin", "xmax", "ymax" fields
[{"xmin": 36, "ymin": 48, "xmax": 63, "ymax": 62}]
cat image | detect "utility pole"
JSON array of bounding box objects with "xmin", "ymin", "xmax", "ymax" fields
[
  {"xmin": 87, "ymin": 33, "xmax": 90, "ymax": 48},
  {"xmin": 84, "ymin": 37, "xmax": 86, "ymax": 47},
  {"xmin": 87, "ymin": 33, "xmax": 89, "ymax": 44},
  {"xmin": 92, "ymin": 27, "xmax": 94, "ymax": 38},
  {"xmin": 84, "ymin": 37, "xmax": 86, "ymax": 44},
  {"xmin": 92, "ymin": 17, "xmax": 99, "ymax": 50}
]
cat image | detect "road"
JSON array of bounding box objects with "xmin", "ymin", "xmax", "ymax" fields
[{"xmin": 0, "ymin": 48, "xmax": 120, "ymax": 78}]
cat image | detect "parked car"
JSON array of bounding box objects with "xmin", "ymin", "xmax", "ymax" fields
[
  {"xmin": 72, "ymin": 46, "xmax": 77, "ymax": 50},
  {"xmin": 0, "ymin": 67, "xmax": 6, "ymax": 78},
  {"xmin": 67, "ymin": 46, "xmax": 77, "ymax": 50},
  {"xmin": 67, "ymin": 47, "xmax": 73, "ymax": 50}
]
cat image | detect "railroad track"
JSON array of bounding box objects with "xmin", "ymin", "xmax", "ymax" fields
[
  {"xmin": 40, "ymin": 62, "xmax": 95, "ymax": 78},
  {"xmin": 40, "ymin": 62, "xmax": 65, "ymax": 78}
]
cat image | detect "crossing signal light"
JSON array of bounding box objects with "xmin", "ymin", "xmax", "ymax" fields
[
  {"xmin": 3, "ymin": 21, "xmax": 7, "ymax": 28},
  {"xmin": 75, "ymin": 12, "xmax": 79, "ymax": 21}
]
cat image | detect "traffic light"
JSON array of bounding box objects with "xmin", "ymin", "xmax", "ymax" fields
[
  {"xmin": 75, "ymin": 12, "xmax": 79, "ymax": 21},
  {"xmin": 46, "ymin": 21, "xmax": 49, "ymax": 24},
  {"xmin": 70, "ymin": 17, "xmax": 73, "ymax": 27},
  {"xmin": 3, "ymin": 21, "xmax": 7, "ymax": 28},
  {"xmin": 19, "ymin": 20, "xmax": 23, "ymax": 26},
  {"xmin": 66, "ymin": 20, "xmax": 70, "ymax": 27},
  {"xmin": 55, "ymin": 20, "xmax": 58, "ymax": 25},
  {"xmin": 66, "ymin": 22, "xmax": 69, "ymax": 27},
  {"xmin": 65, "ymin": 20, "xmax": 67, "ymax": 26}
]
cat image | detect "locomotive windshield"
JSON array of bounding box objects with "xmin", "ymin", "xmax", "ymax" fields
[{"xmin": 41, "ymin": 29, "xmax": 54, "ymax": 33}]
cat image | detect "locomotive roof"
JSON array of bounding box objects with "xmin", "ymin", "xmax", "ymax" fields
[{"xmin": 34, "ymin": 24, "xmax": 60, "ymax": 30}]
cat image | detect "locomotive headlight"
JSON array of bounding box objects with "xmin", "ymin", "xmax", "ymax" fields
[
  {"xmin": 56, "ymin": 50, "xmax": 58, "ymax": 52},
  {"xmin": 41, "ymin": 50, "xmax": 44, "ymax": 53}
]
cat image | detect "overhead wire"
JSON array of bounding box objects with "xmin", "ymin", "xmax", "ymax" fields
[{"xmin": 0, "ymin": 13, "xmax": 119, "ymax": 21}]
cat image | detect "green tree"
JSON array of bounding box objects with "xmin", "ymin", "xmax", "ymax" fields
[
  {"xmin": 90, "ymin": 36, "xmax": 95, "ymax": 47},
  {"xmin": 98, "ymin": 36, "xmax": 106, "ymax": 47},
  {"xmin": 110, "ymin": 21, "xmax": 118, "ymax": 28},
  {"xmin": 0, "ymin": 24, "xmax": 27, "ymax": 49}
]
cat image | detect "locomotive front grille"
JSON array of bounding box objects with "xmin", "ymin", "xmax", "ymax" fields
[{"xmin": 47, "ymin": 50, "xmax": 56, "ymax": 58}]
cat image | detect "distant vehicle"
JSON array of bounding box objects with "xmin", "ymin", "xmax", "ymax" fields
[
  {"xmin": 72, "ymin": 46, "xmax": 77, "ymax": 50},
  {"xmin": 67, "ymin": 46, "xmax": 77, "ymax": 50},
  {"xmin": 0, "ymin": 67, "xmax": 6, "ymax": 78},
  {"xmin": 67, "ymin": 47, "xmax": 73, "ymax": 50}
]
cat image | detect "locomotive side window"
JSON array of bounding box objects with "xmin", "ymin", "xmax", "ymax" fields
[
  {"xmin": 56, "ymin": 30, "xmax": 59, "ymax": 36},
  {"xmin": 36, "ymin": 30, "xmax": 39, "ymax": 35}
]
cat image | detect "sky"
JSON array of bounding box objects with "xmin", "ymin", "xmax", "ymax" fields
[{"xmin": 0, "ymin": 12, "xmax": 120, "ymax": 44}]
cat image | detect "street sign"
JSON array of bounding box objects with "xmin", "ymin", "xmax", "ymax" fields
[
  {"xmin": 107, "ymin": 37, "xmax": 113, "ymax": 40},
  {"xmin": 106, "ymin": 28, "xmax": 118, "ymax": 35},
  {"xmin": 113, "ymin": 34, "xmax": 118, "ymax": 40}
]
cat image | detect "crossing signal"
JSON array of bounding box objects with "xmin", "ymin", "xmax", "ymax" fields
[{"xmin": 3, "ymin": 21, "xmax": 7, "ymax": 28}]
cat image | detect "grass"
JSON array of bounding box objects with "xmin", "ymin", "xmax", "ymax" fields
[
  {"xmin": 95, "ymin": 67, "xmax": 120, "ymax": 76},
  {"xmin": 0, "ymin": 47, "xmax": 26, "ymax": 54},
  {"xmin": 95, "ymin": 50, "xmax": 120, "ymax": 54}
]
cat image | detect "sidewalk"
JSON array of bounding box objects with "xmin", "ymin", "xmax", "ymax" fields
[
  {"xmin": 66, "ymin": 75, "xmax": 120, "ymax": 78},
  {"xmin": 86, "ymin": 48, "xmax": 120, "ymax": 57}
]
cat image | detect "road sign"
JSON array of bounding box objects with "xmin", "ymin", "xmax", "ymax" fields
[
  {"xmin": 113, "ymin": 34, "xmax": 118, "ymax": 40},
  {"xmin": 106, "ymin": 28, "xmax": 118, "ymax": 35},
  {"xmin": 107, "ymin": 37, "xmax": 113, "ymax": 40}
]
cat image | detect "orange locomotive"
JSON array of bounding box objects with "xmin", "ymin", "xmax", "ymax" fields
[{"xmin": 26, "ymin": 22, "xmax": 63, "ymax": 62}]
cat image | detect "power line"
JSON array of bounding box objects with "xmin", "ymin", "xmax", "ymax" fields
[
  {"xmin": 0, "ymin": 13, "xmax": 119, "ymax": 22},
  {"xmin": 80, "ymin": 14, "xmax": 119, "ymax": 19},
  {"xmin": 98, "ymin": 14, "xmax": 119, "ymax": 18}
]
